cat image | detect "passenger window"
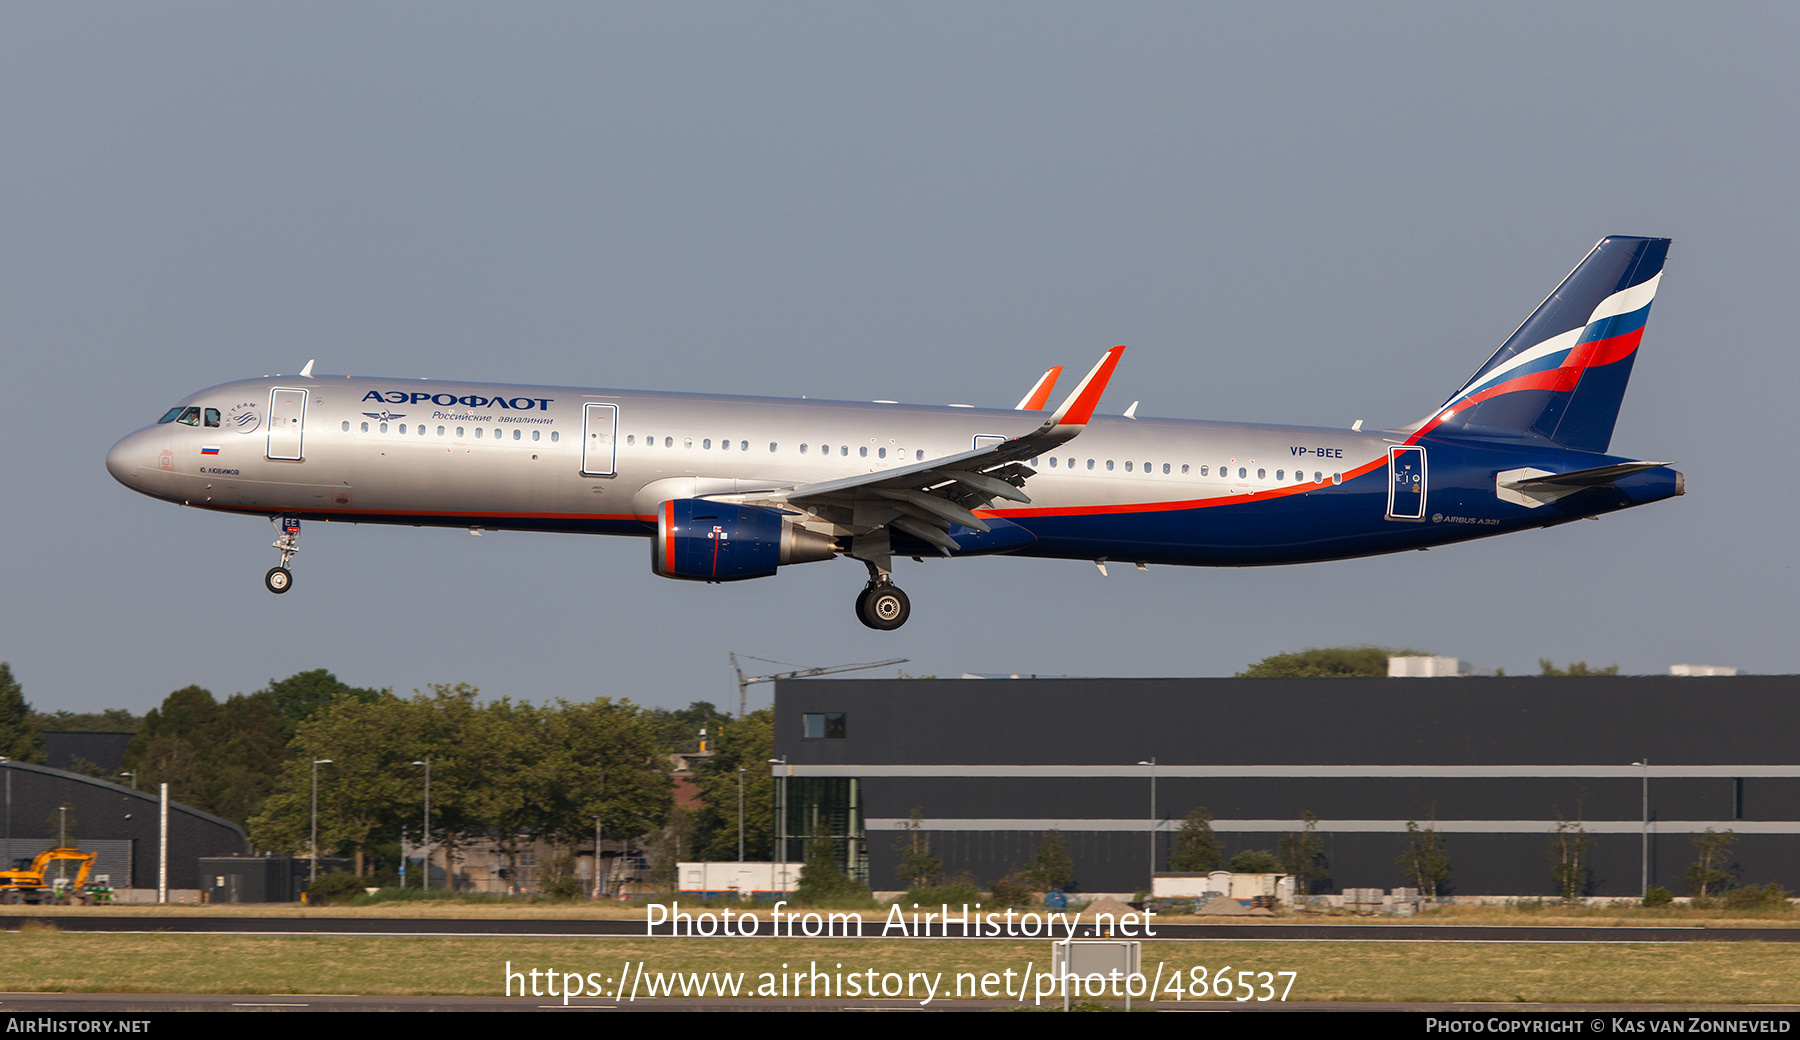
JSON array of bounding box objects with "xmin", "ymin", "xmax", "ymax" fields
[
  {"xmin": 399, "ymin": 424, "xmax": 407, "ymax": 434},
  {"xmin": 685, "ymin": 438, "xmax": 693, "ymax": 449},
  {"xmin": 859, "ymin": 446, "xmax": 868, "ymax": 458},
  {"xmin": 552, "ymin": 432, "xmax": 560, "ymax": 442},
  {"xmin": 1163, "ymin": 463, "xmax": 1171, "ymax": 474},
  {"xmin": 720, "ymin": 439, "xmax": 728, "ymax": 450},
  {"xmin": 769, "ymin": 442, "xmax": 777, "ymax": 453},
  {"xmin": 840, "ymin": 445, "xmax": 848, "ymax": 456},
  {"xmin": 1049, "ymin": 457, "xmax": 1058, "ymax": 468},
  {"xmin": 380, "ymin": 422, "xmax": 389, "ymax": 433},
  {"xmin": 1238, "ymin": 468, "xmax": 1246, "ymax": 478},
  {"xmin": 741, "ymin": 441, "xmax": 749, "ymax": 452},
  {"xmin": 878, "ymin": 447, "xmax": 887, "ymax": 459},
  {"xmin": 663, "ymin": 437, "xmax": 672, "ymax": 447},
  {"xmin": 204, "ymin": 408, "xmax": 221, "ymax": 427},
  {"xmin": 341, "ymin": 421, "xmax": 350, "ymax": 432},
  {"xmin": 1257, "ymin": 468, "xmax": 1265, "ymax": 479},
  {"xmin": 627, "ymin": 435, "xmax": 635, "ymax": 445},
  {"xmin": 437, "ymin": 426, "xmax": 445, "ymax": 436},
  {"xmin": 1313, "ymin": 471, "xmax": 1321, "ymax": 482},
  {"xmin": 1105, "ymin": 460, "xmax": 1114, "ymax": 471},
  {"xmin": 1275, "ymin": 469, "xmax": 1283, "ymax": 480},
  {"xmin": 513, "ymin": 429, "xmax": 521, "ymax": 441},
  {"xmin": 1124, "ymin": 461, "xmax": 1132, "ymax": 472},
  {"xmin": 800, "ymin": 444, "xmax": 809, "ymax": 454},
  {"xmin": 916, "ymin": 450, "xmax": 924, "ymax": 460},
  {"xmin": 703, "ymin": 439, "xmax": 711, "ymax": 449},
  {"xmin": 533, "ymin": 430, "xmax": 541, "ymax": 442},
  {"xmin": 1086, "ymin": 459, "xmax": 1094, "ymax": 470},
  {"xmin": 1331, "ymin": 472, "xmax": 1340, "ymax": 484}
]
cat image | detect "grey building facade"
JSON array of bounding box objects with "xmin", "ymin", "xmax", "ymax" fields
[
  {"xmin": 0, "ymin": 761, "xmax": 249, "ymax": 890},
  {"xmin": 771, "ymin": 676, "xmax": 1800, "ymax": 897}
]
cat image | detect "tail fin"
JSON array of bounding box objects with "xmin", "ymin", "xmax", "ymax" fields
[{"xmin": 1418, "ymin": 236, "xmax": 1670, "ymax": 452}]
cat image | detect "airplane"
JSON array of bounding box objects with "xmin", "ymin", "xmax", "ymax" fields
[{"xmin": 107, "ymin": 235, "xmax": 1682, "ymax": 630}]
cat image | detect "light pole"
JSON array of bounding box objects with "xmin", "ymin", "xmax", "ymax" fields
[
  {"xmin": 1138, "ymin": 759, "xmax": 1157, "ymax": 885},
  {"xmin": 769, "ymin": 757, "xmax": 788, "ymax": 877},
  {"xmin": 737, "ymin": 766, "xmax": 746, "ymax": 862},
  {"xmin": 593, "ymin": 815, "xmax": 605, "ymax": 900},
  {"xmin": 118, "ymin": 771, "xmax": 136, "ymax": 791},
  {"xmin": 1, "ymin": 758, "xmax": 11, "ymax": 874},
  {"xmin": 310, "ymin": 758, "xmax": 333, "ymax": 884},
  {"xmin": 1633, "ymin": 759, "xmax": 1650, "ymax": 896},
  {"xmin": 412, "ymin": 759, "xmax": 430, "ymax": 889}
]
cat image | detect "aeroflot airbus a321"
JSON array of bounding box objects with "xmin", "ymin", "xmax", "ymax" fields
[{"xmin": 108, "ymin": 236, "xmax": 1682, "ymax": 629}]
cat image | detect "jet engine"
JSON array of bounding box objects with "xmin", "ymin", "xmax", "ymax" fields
[{"xmin": 651, "ymin": 499, "xmax": 836, "ymax": 581}]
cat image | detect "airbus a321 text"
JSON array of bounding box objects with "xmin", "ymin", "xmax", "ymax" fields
[{"xmin": 108, "ymin": 236, "xmax": 1682, "ymax": 629}]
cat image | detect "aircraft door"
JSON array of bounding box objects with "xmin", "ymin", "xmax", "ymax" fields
[
  {"xmin": 266, "ymin": 387, "xmax": 308, "ymax": 461},
  {"xmin": 1386, "ymin": 445, "xmax": 1426, "ymax": 521},
  {"xmin": 582, "ymin": 403, "xmax": 618, "ymax": 476}
]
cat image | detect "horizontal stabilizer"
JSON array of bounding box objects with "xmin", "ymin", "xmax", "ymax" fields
[
  {"xmin": 1503, "ymin": 461, "xmax": 1672, "ymax": 490},
  {"xmin": 1496, "ymin": 461, "xmax": 1672, "ymax": 509}
]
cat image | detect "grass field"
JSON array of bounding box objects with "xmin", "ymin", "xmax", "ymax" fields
[{"xmin": 2, "ymin": 930, "xmax": 1798, "ymax": 1004}]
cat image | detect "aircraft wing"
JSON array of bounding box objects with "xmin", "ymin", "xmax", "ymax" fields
[{"xmin": 781, "ymin": 347, "xmax": 1123, "ymax": 553}]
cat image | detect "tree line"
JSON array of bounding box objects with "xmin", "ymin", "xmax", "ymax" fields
[{"xmin": 0, "ymin": 662, "xmax": 775, "ymax": 884}]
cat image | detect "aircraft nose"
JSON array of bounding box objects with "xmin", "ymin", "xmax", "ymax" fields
[{"xmin": 106, "ymin": 430, "xmax": 154, "ymax": 490}]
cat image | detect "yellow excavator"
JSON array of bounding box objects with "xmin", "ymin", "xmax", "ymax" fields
[{"xmin": 0, "ymin": 848, "xmax": 98, "ymax": 905}]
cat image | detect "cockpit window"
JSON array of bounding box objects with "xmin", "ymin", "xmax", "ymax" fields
[
  {"xmin": 173, "ymin": 407, "xmax": 201, "ymax": 427},
  {"xmin": 204, "ymin": 408, "xmax": 221, "ymax": 427},
  {"xmin": 158, "ymin": 407, "xmax": 184, "ymax": 424}
]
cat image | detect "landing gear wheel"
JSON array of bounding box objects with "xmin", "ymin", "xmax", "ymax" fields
[
  {"xmin": 265, "ymin": 567, "xmax": 293, "ymax": 594},
  {"xmin": 858, "ymin": 584, "xmax": 910, "ymax": 630}
]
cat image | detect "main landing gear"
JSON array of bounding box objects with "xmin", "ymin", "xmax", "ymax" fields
[
  {"xmin": 855, "ymin": 583, "xmax": 910, "ymax": 630},
  {"xmin": 852, "ymin": 555, "xmax": 910, "ymax": 630},
  {"xmin": 266, "ymin": 515, "xmax": 300, "ymax": 594}
]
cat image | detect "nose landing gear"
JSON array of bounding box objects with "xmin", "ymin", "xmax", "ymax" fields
[{"xmin": 266, "ymin": 516, "xmax": 300, "ymax": 594}]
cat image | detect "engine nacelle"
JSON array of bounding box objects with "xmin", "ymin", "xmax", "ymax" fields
[{"xmin": 651, "ymin": 499, "xmax": 836, "ymax": 581}]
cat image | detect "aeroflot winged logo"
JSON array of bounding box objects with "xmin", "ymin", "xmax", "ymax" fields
[{"xmin": 363, "ymin": 390, "xmax": 554, "ymax": 410}]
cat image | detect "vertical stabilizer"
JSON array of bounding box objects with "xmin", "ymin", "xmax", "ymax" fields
[{"xmin": 1420, "ymin": 236, "xmax": 1669, "ymax": 452}]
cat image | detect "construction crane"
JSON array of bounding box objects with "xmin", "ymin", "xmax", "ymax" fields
[{"xmin": 730, "ymin": 652, "xmax": 907, "ymax": 718}]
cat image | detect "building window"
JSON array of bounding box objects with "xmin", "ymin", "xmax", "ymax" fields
[{"xmin": 802, "ymin": 712, "xmax": 847, "ymax": 739}]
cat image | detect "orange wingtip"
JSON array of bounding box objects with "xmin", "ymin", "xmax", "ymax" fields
[{"xmin": 1054, "ymin": 346, "xmax": 1125, "ymax": 426}]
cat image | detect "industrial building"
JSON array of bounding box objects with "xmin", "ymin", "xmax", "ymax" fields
[
  {"xmin": 770, "ymin": 676, "xmax": 1800, "ymax": 897},
  {"xmin": 0, "ymin": 760, "xmax": 249, "ymax": 892}
]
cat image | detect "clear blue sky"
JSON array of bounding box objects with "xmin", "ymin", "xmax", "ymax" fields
[{"xmin": 4, "ymin": 4, "xmax": 1792, "ymax": 713}]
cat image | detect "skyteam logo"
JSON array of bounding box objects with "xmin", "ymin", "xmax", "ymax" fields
[{"xmin": 224, "ymin": 400, "xmax": 261, "ymax": 434}]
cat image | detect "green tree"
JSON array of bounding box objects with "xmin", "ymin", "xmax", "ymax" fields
[
  {"xmin": 1396, "ymin": 807, "xmax": 1450, "ymax": 897},
  {"xmin": 0, "ymin": 663, "xmax": 45, "ymax": 763},
  {"xmin": 539, "ymin": 697, "xmax": 673, "ymax": 854},
  {"xmin": 248, "ymin": 692, "xmax": 424, "ymax": 877},
  {"xmin": 1279, "ymin": 811, "xmax": 1328, "ymax": 893},
  {"xmin": 30, "ymin": 709, "xmax": 142, "ymax": 734},
  {"xmin": 1538, "ymin": 660, "xmax": 1620, "ymax": 677},
  {"xmin": 794, "ymin": 822, "xmax": 866, "ymax": 903},
  {"xmin": 690, "ymin": 709, "xmax": 774, "ymax": 861},
  {"xmin": 1228, "ymin": 849, "xmax": 1281, "ymax": 873},
  {"xmin": 264, "ymin": 669, "xmax": 385, "ymax": 735},
  {"xmin": 1236, "ymin": 647, "xmax": 1422, "ymax": 678},
  {"xmin": 893, "ymin": 808, "xmax": 942, "ymax": 889},
  {"xmin": 1026, "ymin": 830, "xmax": 1075, "ymax": 892},
  {"xmin": 1685, "ymin": 828, "xmax": 1737, "ymax": 899},
  {"xmin": 646, "ymin": 702, "xmax": 732, "ymax": 754},
  {"xmin": 1548, "ymin": 810, "xmax": 1594, "ymax": 902},
  {"xmin": 122, "ymin": 685, "xmax": 287, "ymax": 823},
  {"xmin": 1169, "ymin": 808, "xmax": 1223, "ymax": 872}
]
